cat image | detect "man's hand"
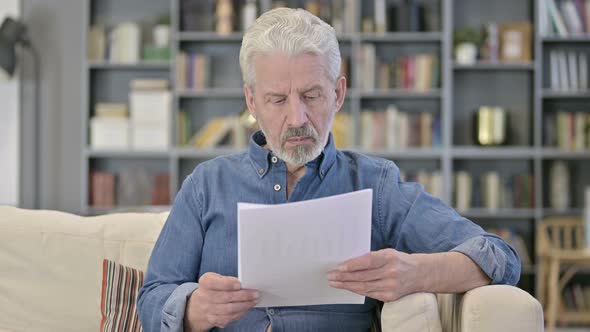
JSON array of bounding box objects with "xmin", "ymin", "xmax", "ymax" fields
[
  {"xmin": 184, "ymin": 272, "xmax": 259, "ymax": 331},
  {"xmin": 327, "ymin": 248, "xmax": 421, "ymax": 303}
]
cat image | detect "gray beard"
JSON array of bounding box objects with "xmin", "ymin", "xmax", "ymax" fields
[{"xmin": 260, "ymin": 128, "xmax": 324, "ymax": 166}]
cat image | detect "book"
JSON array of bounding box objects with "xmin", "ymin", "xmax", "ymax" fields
[
  {"xmin": 483, "ymin": 172, "xmax": 501, "ymax": 211},
  {"xmin": 374, "ymin": 0, "xmax": 387, "ymax": 33},
  {"xmin": 547, "ymin": 0, "xmax": 569, "ymax": 36},
  {"xmin": 90, "ymin": 171, "xmax": 115, "ymax": 208},
  {"xmin": 360, "ymin": 44, "xmax": 376, "ymax": 91},
  {"xmin": 117, "ymin": 167, "xmax": 152, "ymax": 206},
  {"xmin": 190, "ymin": 116, "xmax": 237, "ymax": 148},
  {"xmin": 550, "ymin": 51, "xmax": 560, "ymax": 90},
  {"xmin": 151, "ymin": 173, "xmax": 170, "ymax": 205},
  {"xmin": 216, "ymin": 0, "xmax": 234, "ymax": 34},
  {"xmin": 568, "ymin": 51, "xmax": 579, "ymax": 91},
  {"xmin": 562, "ymin": 0, "xmax": 584, "ymax": 35},
  {"xmin": 580, "ymin": 53, "xmax": 588, "ymax": 90},
  {"xmin": 455, "ymin": 171, "xmax": 472, "ymax": 212},
  {"xmin": 88, "ymin": 25, "xmax": 106, "ymax": 61}
]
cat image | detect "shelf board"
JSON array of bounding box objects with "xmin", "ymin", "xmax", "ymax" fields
[
  {"xmin": 87, "ymin": 61, "xmax": 171, "ymax": 70},
  {"xmin": 85, "ymin": 148, "xmax": 170, "ymax": 158},
  {"xmin": 542, "ymin": 208, "xmax": 584, "ymax": 217},
  {"xmin": 451, "ymin": 146, "xmax": 536, "ymax": 159},
  {"xmin": 87, "ymin": 205, "xmax": 171, "ymax": 216},
  {"xmin": 359, "ymin": 89, "xmax": 441, "ymax": 99},
  {"xmin": 458, "ymin": 208, "xmax": 536, "ymax": 219},
  {"xmin": 176, "ymin": 31, "xmax": 243, "ymax": 41},
  {"xmin": 174, "ymin": 147, "xmax": 243, "ymax": 158},
  {"xmin": 542, "ymin": 35, "xmax": 590, "ymax": 43},
  {"xmin": 336, "ymin": 33, "xmax": 356, "ymax": 42},
  {"xmin": 176, "ymin": 88, "xmax": 244, "ymax": 98},
  {"xmin": 541, "ymin": 148, "xmax": 590, "ymax": 159},
  {"xmin": 352, "ymin": 148, "xmax": 443, "ymax": 159},
  {"xmin": 453, "ymin": 62, "xmax": 534, "ymax": 71},
  {"xmin": 360, "ymin": 32, "xmax": 442, "ymax": 42},
  {"xmin": 542, "ymin": 90, "xmax": 590, "ymax": 98}
]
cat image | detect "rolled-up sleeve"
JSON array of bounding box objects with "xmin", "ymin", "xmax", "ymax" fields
[
  {"xmin": 137, "ymin": 174, "xmax": 204, "ymax": 331},
  {"xmin": 376, "ymin": 162, "xmax": 521, "ymax": 286}
]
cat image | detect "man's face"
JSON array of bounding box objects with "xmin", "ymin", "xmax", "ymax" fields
[{"xmin": 244, "ymin": 52, "xmax": 346, "ymax": 166}]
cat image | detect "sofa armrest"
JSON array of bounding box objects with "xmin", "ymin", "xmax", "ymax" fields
[
  {"xmin": 444, "ymin": 285, "xmax": 543, "ymax": 332},
  {"xmin": 381, "ymin": 292, "xmax": 442, "ymax": 332}
]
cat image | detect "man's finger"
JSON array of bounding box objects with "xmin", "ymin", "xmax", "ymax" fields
[
  {"xmin": 212, "ymin": 300, "xmax": 258, "ymax": 316},
  {"xmin": 199, "ymin": 272, "xmax": 242, "ymax": 291},
  {"xmin": 333, "ymin": 251, "xmax": 387, "ymax": 272},
  {"xmin": 328, "ymin": 279, "xmax": 393, "ymax": 294},
  {"xmin": 208, "ymin": 289, "xmax": 260, "ymax": 304},
  {"xmin": 327, "ymin": 265, "xmax": 386, "ymax": 282}
]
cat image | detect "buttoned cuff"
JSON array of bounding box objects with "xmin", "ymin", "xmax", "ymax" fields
[
  {"xmin": 161, "ymin": 282, "xmax": 199, "ymax": 332},
  {"xmin": 450, "ymin": 236, "xmax": 513, "ymax": 284}
]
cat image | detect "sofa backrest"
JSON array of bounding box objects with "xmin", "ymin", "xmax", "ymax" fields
[{"xmin": 0, "ymin": 206, "xmax": 168, "ymax": 332}]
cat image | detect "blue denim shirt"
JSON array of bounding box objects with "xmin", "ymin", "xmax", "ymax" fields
[{"xmin": 137, "ymin": 131, "xmax": 520, "ymax": 332}]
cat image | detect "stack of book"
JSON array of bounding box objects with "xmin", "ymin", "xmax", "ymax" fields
[
  {"xmin": 90, "ymin": 103, "xmax": 129, "ymax": 150},
  {"xmin": 454, "ymin": 171, "xmax": 535, "ymax": 211},
  {"xmin": 129, "ymin": 79, "xmax": 172, "ymax": 150},
  {"xmin": 176, "ymin": 51, "xmax": 211, "ymax": 91},
  {"xmin": 363, "ymin": 0, "xmax": 440, "ymax": 33},
  {"xmin": 187, "ymin": 113, "xmax": 254, "ymax": 149},
  {"xmin": 360, "ymin": 45, "xmax": 439, "ymax": 91},
  {"xmin": 540, "ymin": 0, "xmax": 590, "ymax": 37},
  {"xmin": 91, "ymin": 167, "xmax": 172, "ymax": 208},
  {"xmin": 549, "ymin": 50, "xmax": 588, "ymax": 92},
  {"xmin": 360, "ymin": 106, "xmax": 441, "ymax": 150},
  {"xmin": 545, "ymin": 111, "xmax": 590, "ymax": 150}
]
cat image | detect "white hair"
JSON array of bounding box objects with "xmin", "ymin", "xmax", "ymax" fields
[{"xmin": 239, "ymin": 7, "xmax": 341, "ymax": 89}]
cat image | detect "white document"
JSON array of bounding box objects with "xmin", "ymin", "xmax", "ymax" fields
[{"xmin": 238, "ymin": 189, "xmax": 372, "ymax": 307}]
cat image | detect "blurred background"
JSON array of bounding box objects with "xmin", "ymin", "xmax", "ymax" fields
[{"xmin": 1, "ymin": 1, "xmax": 590, "ymax": 330}]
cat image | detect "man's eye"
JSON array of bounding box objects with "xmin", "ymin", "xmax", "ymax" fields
[
  {"xmin": 305, "ymin": 93, "xmax": 320, "ymax": 100},
  {"xmin": 271, "ymin": 98, "xmax": 286, "ymax": 104}
]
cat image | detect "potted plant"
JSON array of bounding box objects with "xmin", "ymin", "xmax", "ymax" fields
[{"xmin": 453, "ymin": 27, "xmax": 481, "ymax": 65}]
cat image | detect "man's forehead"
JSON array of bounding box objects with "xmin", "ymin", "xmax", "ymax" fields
[{"xmin": 258, "ymin": 83, "xmax": 325, "ymax": 95}]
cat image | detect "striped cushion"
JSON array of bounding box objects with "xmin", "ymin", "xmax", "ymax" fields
[{"xmin": 100, "ymin": 259, "xmax": 145, "ymax": 332}]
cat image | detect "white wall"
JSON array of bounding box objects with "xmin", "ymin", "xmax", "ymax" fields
[{"xmin": 0, "ymin": 0, "xmax": 20, "ymax": 206}]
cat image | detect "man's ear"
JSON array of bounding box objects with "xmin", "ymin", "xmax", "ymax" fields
[
  {"xmin": 244, "ymin": 84, "xmax": 256, "ymax": 118},
  {"xmin": 334, "ymin": 76, "xmax": 347, "ymax": 113}
]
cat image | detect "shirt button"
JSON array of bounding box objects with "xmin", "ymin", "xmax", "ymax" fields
[
  {"xmin": 268, "ymin": 309, "xmax": 275, "ymax": 315},
  {"xmin": 271, "ymin": 156, "xmax": 278, "ymax": 163},
  {"xmin": 259, "ymin": 168, "xmax": 265, "ymax": 175},
  {"xmin": 274, "ymin": 184, "xmax": 281, "ymax": 191},
  {"xmin": 320, "ymin": 169, "xmax": 325, "ymax": 176}
]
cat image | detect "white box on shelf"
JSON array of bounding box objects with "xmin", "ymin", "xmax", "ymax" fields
[
  {"xmin": 129, "ymin": 90, "xmax": 172, "ymax": 125},
  {"xmin": 131, "ymin": 123, "xmax": 169, "ymax": 150},
  {"xmin": 90, "ymin": 117, "xmax": 129, "ymax": 150}
]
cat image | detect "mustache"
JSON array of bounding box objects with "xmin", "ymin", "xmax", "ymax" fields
[{"xmin": 281, "ymin": 126, "xmax": 319, "ymax": 142}]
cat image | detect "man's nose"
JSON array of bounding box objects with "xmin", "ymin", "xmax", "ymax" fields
[{"xmin": 286, "ymin": 97, "xmax": 309, "ymax": 128}]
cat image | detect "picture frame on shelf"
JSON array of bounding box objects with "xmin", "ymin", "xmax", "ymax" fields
[{"xmin": 499, "ymin": 22, "xmax": 532, "ymax": 63}]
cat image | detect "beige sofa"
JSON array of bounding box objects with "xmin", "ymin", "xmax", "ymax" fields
[{"xmin": 0, "ymin": 206, "xmax": 543, "ymax": 332}]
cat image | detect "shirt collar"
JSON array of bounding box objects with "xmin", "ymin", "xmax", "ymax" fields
[{"xmin": 248, "ymin": 130, "xmax": 337, "ymax": 179}]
